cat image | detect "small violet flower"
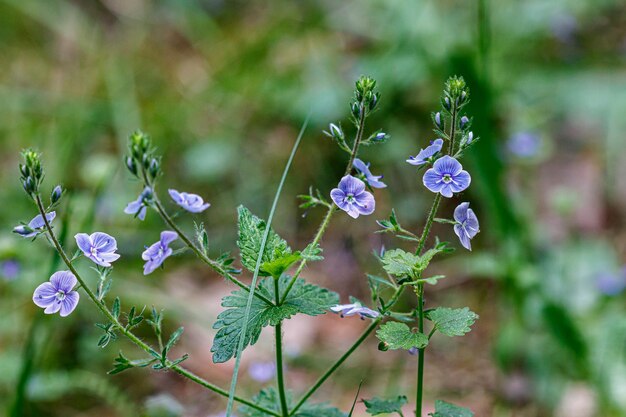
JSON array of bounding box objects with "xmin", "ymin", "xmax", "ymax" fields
[
  {"xmin": 423, "ymin": 155, "xmax": 471, "ymax": 198},
  {"xmin": 124, "ymin": 186, "xmax": 153, "ymax": 221},
  {"xmin": 330, "ymin": 175, "xmax": 375, "ymax": 219},
  {"xmin": 248, "ymin": 361, "xmax": 276, "ymax": 383},
  {"xmin": 331, "ymin": 303, "xmax": 379, "ymax": 319},
  {"xmin": 142, "ymin": 231, "xmax": 178, "ymax": 275},
  {"xmin": 1, "ymin": 259, "xmax": 20, "ymax": 281},
  {"xmin": 453, "ymin": 202, "xmax": 479, "ymax": 250},
  {"xmin": 75, "ymin": 232, "xmax": 121, "ymax": 267},
  {"xmin": 595, "ymin": 269, "xmax": 626, "ymax": 296},
  {"xmin": 13, "ymin": 211, "xmax": 56, "ymax": 238},
  {"xmin": 507, "ymin": 132, "xmax": 540, "ymax": 158},
  {"xmin": 32, "ymin": 270, "xmax": 80, "ymax": 317},
  {"xmin": 168, "ymin": 189, "xmax": 210, "ymax": 213},
  {"xmin": 353, "ymin": 158, "xmax": 386, "ymax": 188},
  {"xmin": 406, "ymin": 139, "xmax": 444, "ymax": 166}
]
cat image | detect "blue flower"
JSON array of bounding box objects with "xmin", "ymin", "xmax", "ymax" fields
[
  {"xmin": 507, "ymin": 132, "xmax": 540, "ymax": 158},
  {"xmin": 330, "ymin": 175, "xmax": 375, "ymax": 219},
  {"xmin": 142, "ymin": 231, "xmax": 178, "ymax": 275},
  {"xmin": 13, "ymin": 211, "xmax": 56, "ymax": 238},
  {"xmin": 423, "ymin": 156, "xmax": 471, "ymax": 198},
  {"xmin": 124, "ymin": 186, "xmax": 153, "ymax": 221},
  {"xmin": 595, "ymin": 269, "xmax": 626, "ymax": 296},
  {"xmin": 168, "ymin": 189, "xmax": 210, "ymax": 213},
  {"xmin": 75, "ymin": 232, "xmax": 121, "ymax": 267},
  {"xmin": 248, "ymin": 361, "xmax": 276, "ymax": 383},
  {"xmin": 406, "ymin": 139, "xmax": 444, "ymax": 166},
  {"xmin": 32, "ymin": 270, "xmax": 79, "ymax": 317},
  {"xmin": 353, "ymin": 158, "xmax": 386, "ymax": 188},
  {"xmin": 453, "ymin": 202, "xmax": 479, "ymax": 250},
  {"xmin": 331, "ymin": 303, "xmax": 379, "ymax": 319},
  {"xmin": 1, "ymin": 259, "xmax": 20, "ymax": 281}
]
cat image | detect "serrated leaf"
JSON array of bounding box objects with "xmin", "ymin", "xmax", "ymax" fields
[
  {"xmin": 429, "ymin": 400, "xmax": 474, "ymax": 417},
  {"xmin": 381, "ymin": 249, "xmax": 422, "ymax": 278},
  {"xmin": 363, "ymin": 395, "xmax": 408, "ymax": 415},
  {"xmin": 239, "ymin": 388, "xmax": 346, "ymax": 417},
  {"xmin": 211, "ymin": 276, "xmax": 339, "ymax": 363},
  {"xmin": 376, "ymin": 322, "xmax": 428, "ymax": 350},
  {"xmin": 302, "ymin": 242, "xmax": 323, "ymax": 261},
  {"xmin": 237, "ymin": 205, "xmax": 291, "ymax": 276},
  {"xmin": 425, "ymin": 307, "xmax": 478, "ymax": 337},
  {"xmin": 261, "ymin": 252, "xmax": 302, "ymax": 278}
]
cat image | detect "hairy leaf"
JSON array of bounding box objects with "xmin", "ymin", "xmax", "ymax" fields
[
  {"xmin": 429, "ymin": 400, "xmax": 474, "ymax": 417},
  {"xmin": 239, "ymin": 388, "xmax": 346, "ymax": 417},
  {"xmin": 381, "ymin": 249, "xmax": 422, "ymax": 278},
  {"xmin": 426, "ymin": 307, "xmax": 478, "ymax": 337},
  {"xmin": 376, "ymin": 321, "xmax": 428, "ymax": 350},
  {"xmin": 363, "ymin": 395, "xmax": 408, "ymax": 415},
  {"xmin": 211, "ymin": 276, "xmax": 339, "ymax": 363}
]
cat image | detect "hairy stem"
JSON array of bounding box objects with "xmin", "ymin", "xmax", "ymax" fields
[
  {"xmin": 415, "ymin": 196, "xmax": 442, "ymax": 256},
  {"xmin": 280, "ymin": 105, "xmax": 367, "ymax": 305},
  {"xmin": 33, "ymin": 195, "xmax": 280, "ymax": 417},
  {"xmin": 415, "ymin": 283, "xmax": 425, "ymax": 417}
]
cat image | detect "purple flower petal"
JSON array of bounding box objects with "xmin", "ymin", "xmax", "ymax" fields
[
  {"xmin": 169, "ymin": 189, "xmax": 210, "ymax": 213},
  {"xmin": 59, "ymin": 291, "xmax": 79, "ymax": 317},
  {"xmin": 44, "ymin": 301, "xmax": 62, "ymax": 315},
  {"xmin": 423, "ymin": 169, "xmax": 445, "ymax": 193},
  {"xmin": 407, "ymin": 139, "xmax": 444, "ymax": 166},
  {"xmin": 160, "ymin": 231, "xmax": 178, "ymax": 246},
  {"xmin": 32, "ymin": 282, "xmax": 57, "ymax": 308},
  {"xmin": 453, "ymin": 202, "xmax": 479, "ymax": 251},
  {"xmin": 91, "ymin": 232, "xmax": 117, "ymax": 252},
  {"xmin": 454, "ymin": 223, "xmax": 472, "ymax": 250},
  {"xmin": 28, "ymin": 211, "xmax": 56, "ymax": 230},
  {"xmin": 449, "ymin": 170, "xmax": 471, "ymax": 193},
  {"xmin": 330, "ymin": 188, "xmax": 348, "ymax": 210},
  {"xmin": 330, "ymin": 175, "xmax": 376, "ymax": 218},
  {"xmin": 353, "ymin": 159, "xmax": 387, "ymax": 189},
  {"xmin": 353, "ymin": 191, "xmax": 375, "ymax": 215},
  {"xmin": 75, "ymin": 233, "xmax": 92, "ymax": 254},
  {"xmin": 338, "ymin": 175, "xmax": 365, "ymax": 196},
  {"xmin": 433, "ymin": 155, "xmax": 462, "ymax": 176},
  {"xmin": 50, "ymin": 271, "xmax": 77, "ymax": 293},
  {"xmin": 75, "ymin": 232, "xmax": 120, "ymax": 267}
]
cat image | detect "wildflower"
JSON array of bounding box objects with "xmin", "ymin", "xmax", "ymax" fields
[
  {"xmin": 353, "ymin": 158, "xmax": 386, "ymax": 188},
  {"xmin": 75, "ymin": 232, "xmax": 121, "ymax": 267},
  {"xmin": 142, "ymin": 231, "xmax": 178, "ymax": 275},
  {"xmin": 51, "ymin": 185, "xmax": 63, "ymax": 204},
  {"xmin": 330, "ymin": 175, "xmax": 375, "ymax": 219},
  {"xmin": 460, "ymin": 116, "xmax": 469, "ymax": 129},
  {"xmin": 507, "ymin": 132, "xmax": 540, "ymax": 158},
  {"xmin": 124, "ymin": 186, "xmax": 152, "ymax": 221},
  {"xmin": 595, "ymin": 269, "xmax": 626, "ymax": 296},
  {"xmin": 406, "ymin": 139, "xmax": 444, "ymax": 166},
  {"xmin": 423, "ymin": 155, "xmax": 471, "ymax": 198},
  {"xmin": 434, "ymin": 112, "xmax": 442, "ymax": 129},
  {"xmin": 1, "ymin": 259, "xmax": 20, "ymax": 281},
  {"xmin": 248, "ymin": 361, "xmax": 276, "ymax": 382},
  {"xmin": 453, "ymin": 202, "xmax": 479, "ymax": 250},
  {"xmin": 374, "ymin": 132, "xmax": 388, "ymax": 141},
  {"xmin": 408, "ymin": 347, "xmax": 418, "ymax": 355},
  {"xmin": 331, "ymin": 303, "xmax": 379, "ymax": 319},
  {"xmin": 168, "ymin": 189, "xmax": 210, "ymax": 213},
  {"xmin": 465, "ymin": 131, "xmax": 474, "ymax": 145},
  {"xmin": 32, "ymin": 270, "xmax": 79, "ymax": 317},
  {"xmin": 13, "ymin": 211, "xmax": 56, "ymax": 238}
]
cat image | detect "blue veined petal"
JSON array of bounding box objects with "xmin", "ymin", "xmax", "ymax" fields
[
  {"xmin": 353, "ymin": 158, "xmax": 370, "ymax": 175},
  {"xmin": 338, "ymin": 175, "xmax": 366, "ymax": 196},
  {"xmin": 454, "ymin": 202, "xmax": 471, "ymax": 223},
  {"xmin": 449, "ymin": 170, "xmax": 471, "ymax": 192},
  {"xmin": 91, "ymin": 232, "xmax": 117, "ymax": 252},
  {"xmin": 28, "ymin": 211, "xmax": 56, "ymax": 229},
  {"xmin": 32, "ymin": 282, "xmax": 57, "ymax": 308},
  {"xmin": 353, "ymin": 190, "xmax": 375, "ymax": 215},
  {"xmin": 50, "ymin": 271, "xmax": 77, "ymax": 293},
  {"xmin": 439, "ymin": 184, "xmax": 454, "ymax": 198},
  {"xmin": 160, "ymin": 231, "xmax": 178, "ymax": 245},
  {"xmin": 330, "ymin": 188, "xmax": 348, "ymax": 210},
  {"xmin": 454, "ymin": 223, "xmax": 472, "ymax": 250},
  {"xmin": 433, "ymin": 155, "xmax": 463, "ymax": 175},
  {"xmin": 75, "ymin": 233, "xmax": 92, "ymax": 254},
  {"xmin": 59, "ymin": 291, "xmax": 79, "ymax": 317},
  {"xmin": 44, "ymin": 301, "xmax": 62, "ymax": 315},
  {"xmin": 423, "ymin": 169, "xmax": 445, "ymax": 193}
]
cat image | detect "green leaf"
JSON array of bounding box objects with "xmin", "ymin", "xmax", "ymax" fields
[
  {"xmin": 363, "ymin": 395, "xmax": 408, "ymax": 415},
  {"xmin": 165, "ymin": 327, "xmax": 184, "ymax": 353},
  {"xmin": 376, "ymin": 322, "xmax": 428, "ymax": 350},
  {"xmin": 108, "ymin": 352, "xmax": 155, "ymax": 375},
  {"xmin": 302, "ymin": 242, "xmax": 324, "ymax": 261},
  {"xmin": 211, "ymin": 276, "xmax": 339, "ymax": 363},
  {"xmin": 112, "ymin": 297, "xmax": 121, "ymax": 320},
  {"xmin": 239, "ymin": 388, "xmax": 346, "ymax": 417},
  {"xmin": 261, "ymin": 252, "xmax": 302, "ymax": 278},
  {"xmin": 428, "ymin": 400, "xmax": 473, "ymax": 417},
  {"xmin": 237, "ymin": 205, "xmax": 292, "ymax": 276},
  {"xmin": 425, "ymin": 307, "xmax": 478, "ymax": 337},
  {"xmin": 381, "ymin": 249, "xmax": 422, "ymax": 278}
]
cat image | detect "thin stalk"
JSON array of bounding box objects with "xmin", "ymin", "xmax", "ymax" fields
[
  {"xmin": 415, "ymin": 283, "xmax": 425, "ymax": 417},
  {"xmin": 33, "ymin": 195, "xmax": 279, "ymax": 417},
  {"xmin": 280, "ymin": 105, "xmax": 367, "ymax": 305},
  {"xmin": 415, "ymin": 196, "xmax": 441, "ymax": 256},
  {"xmin": 274, "ymin": 277, "xmax": 289, "ymax": 416}
]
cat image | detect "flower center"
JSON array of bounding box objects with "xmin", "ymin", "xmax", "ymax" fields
[
  {"xmin": 345, "ymin": 193, "xmax": 355, "ymax": 203},
  {"xmin": 56, "ymin": 290, "xmax": 66, "ymax": 301},
  {"xmin": 442, "ymin": 174, "xmax": 452, "ymax": 183}
]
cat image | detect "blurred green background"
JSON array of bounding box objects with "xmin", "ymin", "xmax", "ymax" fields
[{"xmin": 1, "ymin": 0, "xmax": 626, "ymax": 416}]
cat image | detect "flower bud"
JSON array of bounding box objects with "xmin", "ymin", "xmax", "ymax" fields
[
  {"xmin": 329, "ymin": 123, "xmax": 343, "ymax": 140},
  {"xmin": 374, "ymin": 132, "xmax": 388, "ymax": 141},
  {"xmin": 351, "ymin": 102, "xmax": 361, "ymax": 119},
  {"xmin": 434, "ymin": 112, "xmax": 442, "ymax": 129},
  {"xmin": 51, "ymin": 185, "xmax": 62, "ymax": 204},
  {"xmin": 460, "ymin": 116, "xmax": 469, "ymax": 129},
  {"xmin": 13, "ymin": 225, "xmax": 34, "ymax": 236},
  {"xmin": 23, "ymin": 177, "xmax": 36, "ymax": 194},
  {"xmin": 443, "ymin": 97, "xmax": 451, "ymax": 110},
  {"xmin": 466, "ymin": 131, "xmax": 474, "ymax": 145},
  {"xmin": 19, "ymin": 164, "xmax": 29, "ymax": 178},
  {"xmin": 148, "ymin": 158, "xmax": 160, "ymax": 179},
  {"xmin": 126, "ymin": 156, "xmax": 137, "ymax": 175}
]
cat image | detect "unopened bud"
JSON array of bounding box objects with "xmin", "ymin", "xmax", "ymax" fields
[
  {"xmin": 434, "ymin": 112, "xmax": 442, "ymax": 129},
  {"xmin": 126, "ymin": 156, "xmax": 137, "ymax": 175},
  {"xmin": 460, "ymin": 116, "xmax": 469, "ymax": 129},
  {"xmin": 149, "ymin": 158, "xmax": 160, "ymax": 179},
  {"xmin": 51, "ymin": 185, "xmax": 62, "ymax": 204},
  {"xmin": 13, "ymin": 225, "xmax": 34, "ymax": 237}
]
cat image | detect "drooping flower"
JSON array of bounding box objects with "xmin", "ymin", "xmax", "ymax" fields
[
  {"xmin": 453, "ymin": 202, "xmax": 479, "ymax": 251},
  {"xmin": 32, "ymin": 270, "xmax": 80, "ymax": 317},
  {"xmin": 13, "ymin": 211, "xmax": 56, "ymax": 238},
  {"xmin": 248, "ymin": 361, "xmax": 276, "ymax": 382},
  {"xmin": 142, "ymin": 231, "xmax": 178, "ymax": 275},
  {"xmin": 406, "ymin": 139, "xmax": 444, "ymax": 166},
  {"xmin": 353, "ymin": 158, "xmax": 386, "ymax": 188},
  {"xmin": 124, "ymin": 186, "xmax": 153, "ymax": 221},
  {"xmin": 168, "ymin": 189, "xmax": 210, "ymax": 213},
  {"xmin": 330, "ymin": 303, "xmax": 379, "ymax": 319},
  {"xmin": 330, "ymin": 175, "xmax": 375, "ymax": 219},
  {"xmin": 423, "ymin": 155, "xmax": 471, "ymax": 198},
  {"xmin": 75, "ymin": 232, "xmax": 121, "ymax": 267}
]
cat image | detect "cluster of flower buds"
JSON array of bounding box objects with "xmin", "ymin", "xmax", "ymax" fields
[
  {"xmin": 351, "ymin": 75, "xmax": 381, "ymax": 120},
  {"xmin": 125, "ymin": 130, "xmax": 161, "ymax": 183},
  {"xmin": 442, "ymin": 76, "xmax": 469, "ymax": 111},
  {"xmin": 19, "ymin": 150, "xmax": 44, "ymax": 197}
]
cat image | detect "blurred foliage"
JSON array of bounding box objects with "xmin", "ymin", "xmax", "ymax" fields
[{"xmin": 1, "ymin": 0, "xmax": 626, "ymax": 416}]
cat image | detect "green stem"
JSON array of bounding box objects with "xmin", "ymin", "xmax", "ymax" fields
[
  {"xmin": 274, "ymin": 278, "xmax": 289, "ymax": 416},
  {"xmin": 415, "ymin": 283, "xmax": 425, "ymax": 417},
  {"xmin": 415, "ymin": 195, "xmax": 441, "ymax": 255},
  {"xmin": 33, "ymin": 195, "xmax": 280, "ymax": 417},
  {"xmin": 280, "ymin": 105, "xmax": 367, "ymax": 305},
  {"xmin": 152, "ymin": 197, "xmax": 274, "ymax": 306}
]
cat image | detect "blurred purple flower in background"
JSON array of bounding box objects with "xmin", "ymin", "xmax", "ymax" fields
[
  {"xmin": 331, "ymin": 303, "xmax": 379, "ymax": 319},
  {"xmin": 0, "ymin": 259, "xmax": 20, "ymax": 281},
  {"xmin": 248, "ymin": 361, "xmax": 276, "ymax": 383},
  {"xmin": 507, "ymin": 132, "xmax": 540, "ymax": 158},
  {"xmin": 453, "ymin": 202, "xmax": 480, "ymax": 251},
  {"xmin": 595, "ymin": 269, "xmax": 626, "ymax": 296},
  {"xmin": 142, "ymin": 231, "xmax": 178, "ymax": 275},
  {"xmin": 330, "ymin": 175, "xmax": 375, "ymax": 219},
  {"xmin": 423, "ymin": 156, "xmax": 471, "ymax": 198},
  {"xmin": 75, "ymin": 232, "xmax": 121, "ymax": 267},
  {"xmin": 124, "ymin": 186, "xmax": 153, "ymax": 220},
  {"xmin": 32, "ymin": 270, "xmax": 79, "ymax": 317},
  {"xmin": 406, "ymin": 138, "xmax": 444, "ymax": 166},
  {"xmin": 13, "ymin": 211, "xmax": 56, "ymax": 238},
  {"xmin": 353, "ymin": 158, "xmax": 386, "ymax": 188},
  {"xmin": 168, "ymin": 189, "xmax": 210, "ymax": 213}
]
